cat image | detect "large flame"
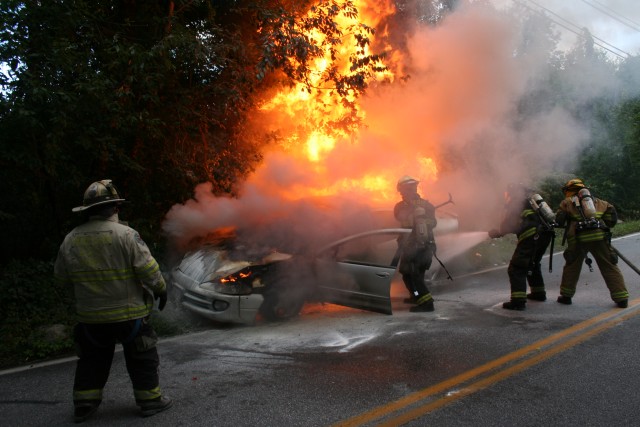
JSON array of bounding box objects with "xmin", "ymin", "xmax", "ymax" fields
[
  {"xmin": 166, "ymin": 0, "xmax": 585, "ymax": 247},
  {"xmin": 257, "ymin": 0, "xmax": 439, "ymax": 207}
]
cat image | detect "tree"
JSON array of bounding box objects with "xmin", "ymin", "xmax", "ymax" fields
[{"xmin": 0, "ymin": 0, "xmax": 389, "ymax": 261}]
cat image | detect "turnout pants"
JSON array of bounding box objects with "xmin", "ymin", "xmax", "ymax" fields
[
  {"xmin": 73, "ymin": 318, "xmax": 162, "ymax": 406},
  {"xmin": 399, "ymin": 244, "xmax": 434, "ymax": 305},
  {"xmin": 559, "ymin": 239, "xmax": 629, "ymax": 302},
  {"xmin": 507, "ymin": 232, "xmax": 553, "ymax": 302}
]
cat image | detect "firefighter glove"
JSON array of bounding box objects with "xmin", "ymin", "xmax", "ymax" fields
[{"xmin": 155, "ymin": 291, "xmax": 168, "ymax": 311}]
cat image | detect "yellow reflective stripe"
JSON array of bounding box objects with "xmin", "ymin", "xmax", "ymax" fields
[
  {"xmin": 68, "ymin": 268, "xmax": 138, "ymax": 283},
  {"xmin": 74, "ymin": 389, "xmax": 103, "ymax": 401},
  {"xmin": 518, "ymin": 227, "xmax": 537, "ymax": 241},
  {"xmin": 570, "ymin": 212, "xmax": 604, "ymax": 221},
  {"xmin": 521, "ymin": 209, "xmax": 535, "ymax": 218},
  {"xmin": 77, "ymin": 302, "xmax": 152, "ymax": 323},
  {"xmin": 416, "ymin": 294, "xmax": 433, "ymax": 305},
  {"xmin": 612, "ymin": 291, "xmax": 629, "ymax": 300},
  {"xmin": 559, "ymin": 286, "xmax": 574, "ymax": 297},
  {"xmin": 134, "ymin": 386, "xmax": 162, "ymax": 401},
  {"xmin": 576, "ymin": 229, "xmax": 606, "ymax": 242},
  {"xmin": 137, "ymin": 259, "xmax": 161, "ymax": 279},
  {"xmin": 511, "ymin": 291, "xmax": 527, "ymax": 299}
]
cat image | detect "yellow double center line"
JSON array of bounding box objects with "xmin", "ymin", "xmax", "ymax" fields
[{"xmin": 335, "ymin": 299, "xmax": 640, "ymax": 427}]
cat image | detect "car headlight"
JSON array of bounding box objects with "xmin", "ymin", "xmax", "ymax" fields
[{"xmin": 199, "ymin": 267, "xmax": 262, "ymax": 295}]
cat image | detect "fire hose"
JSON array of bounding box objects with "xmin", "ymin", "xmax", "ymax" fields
[{"xmin": 611, "ymin": 245, "xmax": 640, "ymax": 276}]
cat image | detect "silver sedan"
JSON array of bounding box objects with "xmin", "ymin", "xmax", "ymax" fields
[{"xmin": 169, "ymin": 228, "xmax": 415, "ymax": 324}]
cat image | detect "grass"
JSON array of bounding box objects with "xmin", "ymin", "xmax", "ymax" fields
[
  {"xmin": 452, "ymin": 219, "xmax": 640, "ymax": 273},
  {"xmin": 611, "ymin": 219, "xmax": 640, "ymax": 238}
]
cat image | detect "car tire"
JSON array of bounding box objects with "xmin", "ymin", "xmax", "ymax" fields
[{"xmin": 259, "ymin": 288, "xmax": 305, "ymax": 322}]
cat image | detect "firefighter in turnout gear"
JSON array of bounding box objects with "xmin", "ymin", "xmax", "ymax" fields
[
  {"xmin": 54, "ymin": 180, "xmax": 172, "ymax": 422},
  {"xmin": 488, "ymin": 184, "xmax": 555, "ymax": 310},
  {"xmin": 555, "ymin": 178, "xmax": 629, "ymax": 308},
  {"xmin": 394, "ymin": 176, "xmax": 438, "ymax": 312}
]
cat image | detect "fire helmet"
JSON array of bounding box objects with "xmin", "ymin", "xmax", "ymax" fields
[
  {"xmin": 72, "ymin": 179, "xmax": 126, "ymax": 212},
  {"xmin": 561, "ymin": 178, "xmax": 586, "ymax": 195},
  {"xmin": 397, "ymin": 175, "xmax": 419, "ymax": 192}
]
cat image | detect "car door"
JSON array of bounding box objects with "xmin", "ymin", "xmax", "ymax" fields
[{"xmin": 314, "ymin": 229, "xmax": 409, "ymax": 315}]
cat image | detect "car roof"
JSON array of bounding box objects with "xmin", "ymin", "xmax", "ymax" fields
[{"xmin": 317, "ymin": 228, "xmax": 410, "ymax": 254}]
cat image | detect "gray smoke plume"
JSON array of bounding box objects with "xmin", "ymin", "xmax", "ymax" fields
[{"xmin": 162, "ymin": 0, "xmax": 639, "ymax": 252}]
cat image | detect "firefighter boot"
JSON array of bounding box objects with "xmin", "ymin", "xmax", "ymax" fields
[
  {"xmin": 527, "ymin": 292, "xmax": 547, "ymax": 301},
  {"xmin": 74, "ymin": 401, "xmax": 100, "ymax": 423},
  {"xmin": 410, "ymin": 300, "xmax": 435, "ymax": 312},
  {"xmin": 617, "ymin": 299, "xmax": 628, "ymax": 308},
  {"xmin": 502, "ymin": 300, "xmax": 526, "ymax": 311},
  {"xmin": 557, "ymin": 296, "xmax": 572, "ymax": 305},
  {"xmin": 138, "ymin": 396, "xmax": 173, "ymax": 417}
]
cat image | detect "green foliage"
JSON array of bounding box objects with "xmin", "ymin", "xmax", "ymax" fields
[
  {"xmin": 0, "ymin": 259, "xmax": 75, "ymax": 368},
  {"xmin": 611, "ymin": 219, "xmax": 640, "ymax": 238},
  {"xmin": 0, "ymin": 0, "xmax": 391, "ymax": 263},
  {"xmin": 574, "ymin": 96, "xmax": 640, "ymax": 218},
  {"xmin": 0, "ymin": 0, "xmax": 395, "ymax": 369}
]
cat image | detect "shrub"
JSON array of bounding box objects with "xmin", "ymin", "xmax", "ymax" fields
[{"xmin": 0, "ymin": 259, "xmax": 75, "ymax": 368}]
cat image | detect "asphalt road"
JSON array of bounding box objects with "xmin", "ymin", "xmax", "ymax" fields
[{"xmin": 2, "ymin": 233, "xmax": 640, "ymax": 426}]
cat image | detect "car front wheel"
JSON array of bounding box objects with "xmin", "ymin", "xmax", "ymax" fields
[{"xmin": 259, "ymin": 288, "xmax": 305, "ymax": 321}]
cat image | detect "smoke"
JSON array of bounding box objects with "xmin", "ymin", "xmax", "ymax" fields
[
  {"xmin": 162, "ymin": 0, "xmax": 634, "ymax": 254},
  {"xmin": 491, "ymin": 0, "xmax": 640, "ymax": 56},
  {"xmin": 162, "ymin": 171, "xmax": 380, "ymax": 254}
]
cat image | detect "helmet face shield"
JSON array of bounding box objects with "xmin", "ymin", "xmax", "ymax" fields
[
  {"xmin": 72, "ymin": 179, "xmax": 126, "ymax": 212},
  {"xmin": 396, "ymin": 175, "xmax": 420, "ymax": 193}
]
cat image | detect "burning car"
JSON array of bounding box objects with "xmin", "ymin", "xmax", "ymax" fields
[
  {"xmin": 169, "ymin": 208, "xmax": 459, "ymax": 324},
  {"xmin": 169, "ymin": 228, "xmax": 418, "ymax": 324}
]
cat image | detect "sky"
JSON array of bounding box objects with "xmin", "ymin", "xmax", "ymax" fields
[{"xmin": 491, "ymin": 0, "xmax": 640, "ymax": 59}]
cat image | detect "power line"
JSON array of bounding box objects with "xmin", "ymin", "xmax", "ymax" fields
[
  {"xmin": 581, "ymin": 0, "xmax": 640, "ymax": 33},
  {"xmin": 528, "ymin": 0, "xmax": 630, "ymax": 57},
  {"xmin": 518, "ymin": 0, "xmax": 629, "ymax": 59}
]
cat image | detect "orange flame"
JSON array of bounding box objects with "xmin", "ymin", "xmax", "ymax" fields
[
  {"xmin": 221, "ymin": 271, "xmax": 252, "ymax": 283},
  {"xmin": 257, "ymin": 0, "xmax": 439, "ymax": 207}
]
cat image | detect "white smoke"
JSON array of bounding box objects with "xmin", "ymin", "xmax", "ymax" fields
[{"xmin": 162, "ymin": 0, "xmax": 637, "ymax": 251}]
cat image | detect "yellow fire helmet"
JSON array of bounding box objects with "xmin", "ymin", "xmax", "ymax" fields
[
  {"xmin": 72, "ymin": 179, "xmax": 126, "ymax": 212},
  {"xmin": 397, "ymin": 175, "xmax": 419, "ymax": 192},
  {"xmin": 561, "ymin": 178, "xmax": 586, "ymax": 196}
]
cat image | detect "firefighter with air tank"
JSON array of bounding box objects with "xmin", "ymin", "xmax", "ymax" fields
[
  {"xmin": 489, "ymin": 183, "xmax": 557, "ymax": 310},
  {"xmin": 555, "ymin": 178, "xmax": 629, "ymax": 308},
  {"xmin": 394, "ymin": 175, "xmax": 438, "ymax": 312}
]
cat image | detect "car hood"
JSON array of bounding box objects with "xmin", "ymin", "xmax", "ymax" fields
[{"xmin": 174, "ymin": 245, "xmax": 293, "ymax": 287}]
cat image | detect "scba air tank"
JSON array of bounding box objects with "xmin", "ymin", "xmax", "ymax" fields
[
  {"xmin": 578, "ymin": 188, "xmax": 597, "ymax": 218},
  {"xmin": 413, "ymin": 206, "xmax": 428, "ymax": 245},
  {"xmin": 529, "ymin": 194, "xmax": 556, "ymax": 225}
]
